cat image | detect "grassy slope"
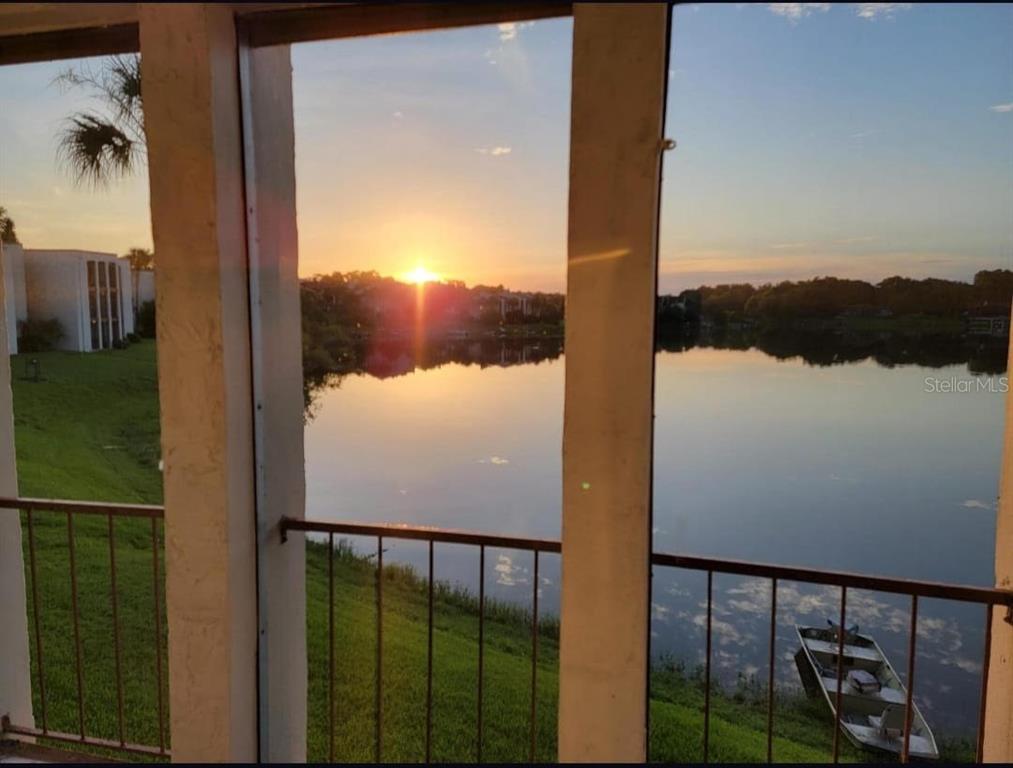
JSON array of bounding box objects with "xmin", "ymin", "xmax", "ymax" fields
[{"xmin": 11, "ymin": 343, "xmax": 940, "ymax": 763}]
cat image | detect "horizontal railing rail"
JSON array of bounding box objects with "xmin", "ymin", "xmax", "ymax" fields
[
  {"xmin": 0, "ymin": 496, "xmax": 169, "ymax": 760},
  {"xmin": 284, "ymin": 516, "xmax": 1012, "ymax": 765},
  {"xmin": 280, "ymin": 516, "xmax": 561, "ymax": 553},
  {"xmin": 651, "ymin": 551, "xmax": 1013, "ymax": 608},
  {"xmin": 0, "ymin": 496, "xmax": 164, "ymax": 518}
]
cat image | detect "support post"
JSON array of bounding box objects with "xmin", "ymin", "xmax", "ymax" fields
[
  {"xmin": 238, "ymin": 38, "xmax": 307, "ymax": 763},
  {"xmin": 0, "ymin": 241, "xmax": 33, "ymax": 733},
  {"xmin": 558, "ymin": 3, "xmax": 669, "ymax": 762},
  {"xmin": 985, "ymin": 307, "xmax": 1013, "ymax": 762},
  {"xmin": 139, "ymin": 4, "xmax": 257, "ymax": 761}
]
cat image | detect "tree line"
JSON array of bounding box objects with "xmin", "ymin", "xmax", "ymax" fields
[{"xmin": 660, "ymin": 271, "xmax": 1013, "ymax": 325}]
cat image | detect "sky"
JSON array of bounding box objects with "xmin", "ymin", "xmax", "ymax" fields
[{"xmin": 0, "ymin": 3, "xmax": 1010, "ymax": 293}]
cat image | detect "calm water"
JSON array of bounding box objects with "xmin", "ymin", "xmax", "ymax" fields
[{"xmin": 305, "ymin": 337, "xmax": 1006, "ymax": 736}]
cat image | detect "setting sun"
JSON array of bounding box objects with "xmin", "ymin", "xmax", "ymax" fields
[{"xmin": 403, "ymin": 265, "xmax": 441, "ymax": 285}]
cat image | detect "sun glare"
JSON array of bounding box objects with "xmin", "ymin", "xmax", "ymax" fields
[{"xmin": 403, "ymin": 265, "xmax": 440, "ymax": 285}]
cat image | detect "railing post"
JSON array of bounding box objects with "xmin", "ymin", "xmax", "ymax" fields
[
  {"xmin": 984, "ymin": 297, "xmax": 1013, "ymax": 761},
  {"xmin": 139, "ymin": 4, "xmax": 258, "ymax": 761},
  {"xmin": 558, "ymin": 3, "xmax": 670, "ymax": 762},
  {"xmin": 0, "ymin": 241, "xmax": 33, "ymax": 733}
]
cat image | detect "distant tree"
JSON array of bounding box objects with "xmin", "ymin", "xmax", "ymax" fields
[
  {"xmin": 972, "ymin": 270, "xmax": 1013, "ymax": 314},
  {"xmin": 0, "ymin": 206, "xmax": 19, "ymax": 245},
  {"xmin": 136, "ymin": 300, "xmax": 156, "ymax": 339},
  {"xmin": 55, "ymin": 55, "xmax": 145, "ymax": 187},
  {"xmin": 124, "ymin": 246, "xmax": 154, "ymax": 271}
]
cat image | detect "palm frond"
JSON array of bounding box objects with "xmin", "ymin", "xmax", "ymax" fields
[
  {"xmin": 53, "ymin": 54, "xmax": 145, "ymax": 187},
  {"xmin": 57, "ymin": 113, "xmax": 139, "ymax": 187}
]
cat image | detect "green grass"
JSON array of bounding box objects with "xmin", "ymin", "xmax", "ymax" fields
[{"xmin": 8, "ymin": 342, "xmax": 972, "ymax": 762}]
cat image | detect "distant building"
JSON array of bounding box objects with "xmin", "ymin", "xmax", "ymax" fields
[
  {"xmin": 968, "ymin": 315, "xmax": 1010, "ymax": 337},
  {"xmin": 0, "ymin": 243, "xmax": 136, "ymax": 353},
  {"xmin": 129, "ymin": 263, "xmax": 156, "ymax": 316}
]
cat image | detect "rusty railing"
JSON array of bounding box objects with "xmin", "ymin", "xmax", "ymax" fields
[
  {"xmin": 0, "ymin": 496, "xmax": 168, "ymax": 760},
  {"xmin": 651, "ymin": 551, "xmax": 1013, "ymax": 764},
  {"xmin": 284, "ymin": 516, "xmax": 1013, "ymax": 765},
  {"xmin": 280, "ymin": 517, "xmax": 560, "ymax": 763}
]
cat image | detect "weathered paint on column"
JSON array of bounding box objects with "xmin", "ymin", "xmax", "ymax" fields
[
  {"xmin": 558, "ymin": 3, "xmax": 669, "ymax": 762},
  {"xmin": 239, "ymin": 41, "xmax": 308, "ymax": 762},
  {"xmin": 985, "ymin": 314, "xmax": 1013, "ymax": 762},
  {"xmin": 139, "ymin": 4, "xmax": 257, "ymax": 761},
  {"xmin": 0, "ymin": 241, "xmax": 33, "ymax": 732}
]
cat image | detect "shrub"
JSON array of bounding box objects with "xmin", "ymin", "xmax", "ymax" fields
[
  {"xmin": 125, "ymin": 332, "xmax": 141, "ymax": 343},
  {"xmin": 136, "ymin": 300, "xmax": 156, "ymax": 338},
  {"xmin": 18, "ymin": 318, "xmax": 64, "ymax": 352}
]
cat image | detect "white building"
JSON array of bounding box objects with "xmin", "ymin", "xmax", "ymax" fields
[
  {"xmin": 0, "ymin": 243, "xmax": 135, "ymax": 353},
  {"xmin": 130, "ymin": 264, "xmax": 156, "ymax": 314}
]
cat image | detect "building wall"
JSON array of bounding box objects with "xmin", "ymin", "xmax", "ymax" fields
[
  {"xmin": 22, "ymin": 249, "xmax": 134, "ymax": 352},
  {"xmin": 137, "ymin": 269, "xmax": 156, "ymax": 307},
  {"xmin": 23, "ymin": 250, "xmax": 88, "ymax": 352},
  {"xmin": 1, "ymin": 243, "xmax": 26, "ymax": 354}
]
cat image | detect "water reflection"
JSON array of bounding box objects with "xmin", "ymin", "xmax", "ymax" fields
[
  {"xmin": 305, "ymin": 327, "xmax": 1007, "ymax": 414},
  {"xmin": 304, "ymin": 331, "xmax": 1006, "ymax": 739}
]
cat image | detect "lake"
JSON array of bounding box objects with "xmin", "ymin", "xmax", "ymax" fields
[{"xmin": 304, "ymin": 332, "xmax": 1007, "ymax": 737}]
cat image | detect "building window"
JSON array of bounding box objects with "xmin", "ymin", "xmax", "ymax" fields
[
  {"xmin": 87, "ymin": 259, "xmax": 100, "ymax": 350},
  {"xmin": 97, "ymin": 260, "xmax": 109, "ymax": 349},
  {"xmin": 109, "ymin": 263, "xmax": 121, "ymax": 343}
]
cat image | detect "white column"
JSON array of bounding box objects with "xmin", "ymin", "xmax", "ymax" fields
[
  {"xmin": 558, "ymin": 3, "xmax": 669, "ymax": 762},
  {"xmin": 239, "ymin": 40, "xmax": 307, "ymax": 762},
  {"xmin": 139, "ymin": 4, "xmax": 258, "ymax": 761},
  {"xmin": 985, "ymin": 316, "xmax": 1013, "ymax": 762},
  {"xmin": 0, "ymin": 241, "xmax": 32, "ymax": 732}
]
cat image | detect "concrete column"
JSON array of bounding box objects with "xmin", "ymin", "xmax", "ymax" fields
[
  {"xmin": 0, "ymin": 241, "xmax": 33, "ymax": 732},
  {"xmin": 139, "ymin": 5, "xmax": 257, "ymax": 761},
  {"xmin": 558, "ymin": 3, "xmax": 669, "ymax": 763},
  {"xmin": 985, "ymin": 318, "xmax": 1013, "ymax": 762},
  {"xmin": 238, "ymin": 40, "xmax": 307, "ymax": 762}
]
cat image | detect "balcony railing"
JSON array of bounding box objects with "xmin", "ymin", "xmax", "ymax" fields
[
  {"xmin": 0, "ymin": 497, "xmax": 169, "ymax": 760},
  {"xmin": 282, "ymin": 516, "xmax": 1013, "ymax": 765},
  {"xmin": 281, "ymin": 517, "xmax": 561, "ymax": 763},
  {"xmin": 3, "ymin": 501, "xmax": 1011, "ymax": 763}
]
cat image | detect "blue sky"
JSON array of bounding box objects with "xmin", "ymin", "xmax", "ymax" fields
[{"xmin": 0, "ymin": 3, "xmax": 1010, "ymax": 292}]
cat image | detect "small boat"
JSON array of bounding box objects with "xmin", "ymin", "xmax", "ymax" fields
[{"xmin": 794, "ymin": 622, "xmax": 939, "ymax": 760}]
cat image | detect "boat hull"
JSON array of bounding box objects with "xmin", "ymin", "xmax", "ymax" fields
[{"xmin": 794, "ymin": 625, "xmax": 939, "ymax": 760}]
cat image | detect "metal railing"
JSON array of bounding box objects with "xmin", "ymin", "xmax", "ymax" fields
[
  {"xmin": 281, "ymin": 517, "xmax": 560, "ymax": 763},
  {"xmin": 0, "ymin": 497, "xmax": 169, "ymax": 760},
  {"xmin": 284, "ymin": 516, "xmax": 1013, "ymax": 765},
  {"xmin": 651, "ymin": 551, "xmax": 1013, "ymax": 764}
]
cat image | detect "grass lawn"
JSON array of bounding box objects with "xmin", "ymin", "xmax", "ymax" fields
[{"xmin": 9, "ymin": 342, "xmax": 970, "ymax": 762}]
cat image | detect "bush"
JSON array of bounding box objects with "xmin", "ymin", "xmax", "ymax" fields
[
  {"xmin": 125, "ymin": 332, "xmax": 141, "ymax": 343},
  {"xmin": 136, "ymin": 300, "xmax": 156, "ymax": 338},
  {"xmin": 112, "ymin": 337, "xmax": 128, "ymax": 350},
  {"xmin": 18, "ymin": 318, "xmax": 64, "ymax": 352}
]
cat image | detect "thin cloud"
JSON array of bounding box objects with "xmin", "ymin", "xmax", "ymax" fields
[
  {"xmin": 475, "ymin": 146, "xmax": 512, "ymax": 157},
  {"xmin": 855, "ymin": 3, "xmax": 912, "ymax": 20},
  {"xmin": 961, "ymin": 499, "xmax": 994, "ymax": 511},
  {"xmin": 989, "ymin": 103, "xmax": 1013, "ymax": 113},
  {"xmin": 767, "ymin": 3, "xmax": 831, "ymax": 22}
]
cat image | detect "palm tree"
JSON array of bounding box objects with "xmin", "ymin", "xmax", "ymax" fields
[
  {"xmin": 124, "ymin": 246, "xmax": 154, "ymax": 272},
  {"xmin": 124, "ymin": 247, "xmax": 155, "ymax": 320},
  {"xmin": 55, "ymin": 54, "xmax": 145, "ymax": 187}
]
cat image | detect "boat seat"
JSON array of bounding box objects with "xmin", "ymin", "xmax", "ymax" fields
[{"xmin": 877, "ymin": 704, "xmax": 906, "ymax": 739}]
